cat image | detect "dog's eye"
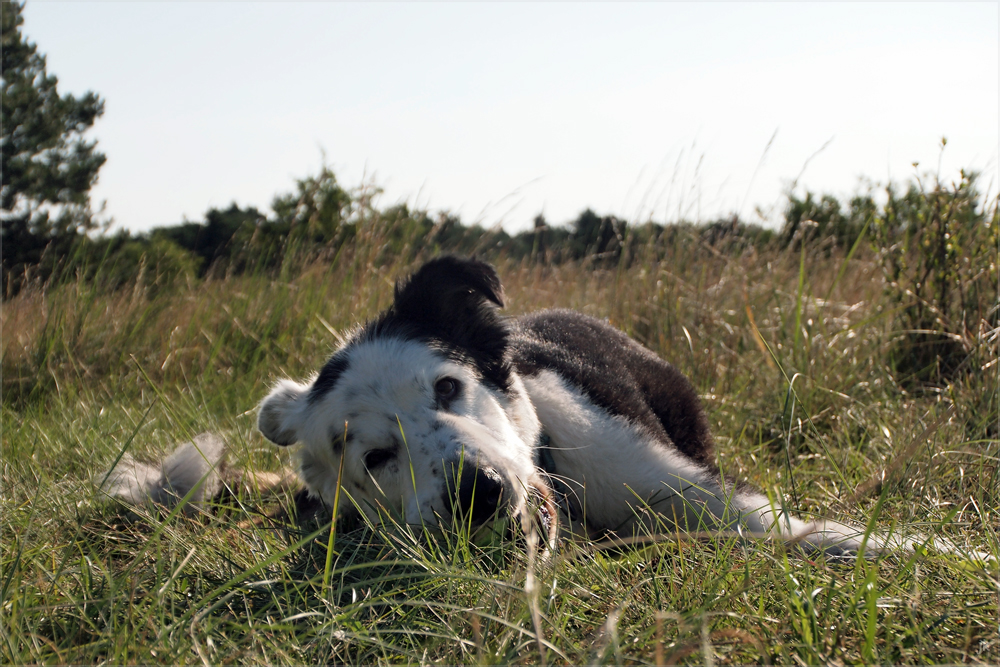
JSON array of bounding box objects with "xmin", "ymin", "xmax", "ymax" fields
[
  {"xmin": 434, "ymin": 377, "xmax": 460, "ymax": 401},
  {"xmin": 363, "ymin": 448, "xmax": 396, "ymax": 471}
]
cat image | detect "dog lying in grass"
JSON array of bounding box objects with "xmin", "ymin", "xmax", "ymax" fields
[{"xmin": 103, "ymin": 256, "xmax": 986, "ymax": 559}]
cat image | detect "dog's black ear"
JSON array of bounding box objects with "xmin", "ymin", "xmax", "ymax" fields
[
  {"xmin": 388, "ymin": 256, "xmax": 512, "ymax": 389},
  {"xmin": 394, "ymin": 255, "xmax": 504, "ymax": 313}
]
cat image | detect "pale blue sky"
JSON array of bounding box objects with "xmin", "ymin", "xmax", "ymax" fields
[{"xmin": 23, "ymin": 2, "xmax": 1000, "ymax": 233}]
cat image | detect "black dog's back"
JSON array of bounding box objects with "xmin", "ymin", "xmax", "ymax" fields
[{"xmin": 510, "ymin": 309, "xmax": 716, "ymax": 468}]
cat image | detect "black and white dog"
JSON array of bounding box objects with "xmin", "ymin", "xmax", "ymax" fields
[{"xmin": 104, "ymin": 256, "xmax": 965, "ymax": 557}]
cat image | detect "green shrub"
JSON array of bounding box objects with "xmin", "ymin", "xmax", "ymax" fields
[
  {"xmin": 782, "ymin": 190, "xmax": 873, "ymax": 253},
  {"xmin": 872, "ymin": 164, "xmax": 998, "ymax": 385},
  {"xmin": 70, "ymin": 234, "xmax": 198, "ymax": 296}
]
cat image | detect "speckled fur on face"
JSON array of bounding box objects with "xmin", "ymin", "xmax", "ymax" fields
[{"xmin": 269, "ymin": 337, "xmax": 542, "ymax": 529}]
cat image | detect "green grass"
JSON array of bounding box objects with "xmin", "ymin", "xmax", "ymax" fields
[{"xmin": 2, "ymin": 232, "xmax": 998, "ymax": 665}]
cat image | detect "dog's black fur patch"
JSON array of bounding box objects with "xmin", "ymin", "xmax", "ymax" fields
[
  {"xmin": 511, "ymin": 309, "xmax": 717, "ymax": 468},
  {"xmin": 309, "ymin": 256, "xmax": 514, "ymax": 404},
  {"xmin": 309, "ymin": 352, "xmax": 351, "ymax": 404}
]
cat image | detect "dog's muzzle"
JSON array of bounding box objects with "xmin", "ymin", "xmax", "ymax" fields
[
  {"xmin": 442, "ymin": 462, "xmax": 559, "ymax": 548},
  {"xmin": 449, "ymin": 465, "xmax": 505, "ymax": 525}
]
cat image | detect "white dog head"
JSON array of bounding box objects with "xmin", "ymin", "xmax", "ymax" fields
[{"xmin": 258, "ymin": 257, "xmax": 550, "ymax": 534}]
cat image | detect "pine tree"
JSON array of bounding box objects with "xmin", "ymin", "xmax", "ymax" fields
[{"xmin": 1, "ymin": 0, "xmax": 106, "ymax": 294}]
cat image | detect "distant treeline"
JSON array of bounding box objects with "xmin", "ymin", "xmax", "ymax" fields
[
  {"xmin": 0, "ymin": 166, "xmax": 857, "ymax": 294},
  {"xmin": 2, "ymin": 164, "xmax": 994, "ymax": 306},
  {"xmin": 4, "ymin": 163, "xmax": 774, "ymax": 296}
]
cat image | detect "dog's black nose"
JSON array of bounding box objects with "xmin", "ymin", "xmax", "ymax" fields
[{"xmin": 450, "ymin": 466, "xmax": 504, "ymax": 524}]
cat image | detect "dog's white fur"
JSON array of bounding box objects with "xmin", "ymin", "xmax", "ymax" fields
[
  {"xmin": 517, "ymin": 369, "xmax": 937, "ymax": 554},
  {"xmin": 259, "ymin": 337, "xmax": 545, "ymax": 529},
  {"xmin": 102, "ymin": 257, "xmax": 988, "ymax": 562},
  {"xmin": 101, "ymin": 433, "xmax": 227, "ymax": 513}
]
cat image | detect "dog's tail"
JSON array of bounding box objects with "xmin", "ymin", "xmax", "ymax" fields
[
  {"xmin": 99, "ymin": 433, "xmax": 230, "ymax": 513},
  {"xmin": 735, "ymin": 492, "xmax": 993, "ymax": 563}
]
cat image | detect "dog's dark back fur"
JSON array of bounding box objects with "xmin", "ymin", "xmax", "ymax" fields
[{"xmin": 511, "ymin": 310, "xmax": 716, "ymax": 468}]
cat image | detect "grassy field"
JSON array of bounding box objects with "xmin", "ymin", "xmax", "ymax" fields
[{"xmin": 2, "ymin": 222, "xmax": 998, "ymax": 664}]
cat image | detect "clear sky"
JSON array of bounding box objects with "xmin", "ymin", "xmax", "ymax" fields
[{"xmin": 21, "ymin": 2, "xmax": 1000, "ymax": 233}]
